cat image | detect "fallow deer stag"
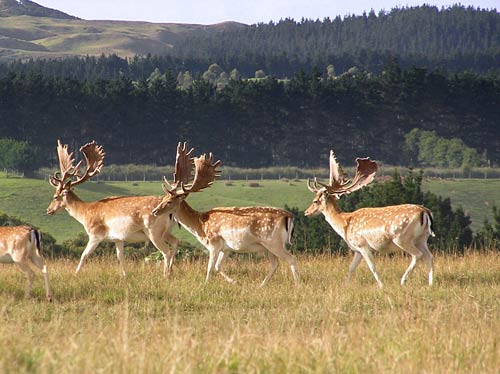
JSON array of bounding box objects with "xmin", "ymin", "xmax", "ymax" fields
[
  {"xmin": 305, "ymin": 150, "xmax": 434, "ymax": 288},
  {"xmin": 152, "ymin": 143, "xmax": 300, "ymax": 287},
  {"xmin": 0, "ymin": 226, "xmax": 52, "ymax": 301},
  {"xmin": 47, "ymin": 140, "xmax": 178, "ymax": 277}
]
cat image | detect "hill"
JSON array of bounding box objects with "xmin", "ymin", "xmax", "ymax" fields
[
  {"xmin": 0, "ymin": 0, "xmax": 76, "ymax": 19},
  {"xmin": 0, "ymin": 0, "xmax": 246, "ymax": 61},
  {"xmin": 0, "ymin": 3, "xmax": 498, "ymax": 75}
]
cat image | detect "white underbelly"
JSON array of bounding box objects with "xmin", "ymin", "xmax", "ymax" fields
[
  {"xmin": 106, "ymin": 217, "xmax": 147, "ymax": 242},
  {"xmin": 220, "ymin": 228, "xmax": 265, "ymax": 254}
]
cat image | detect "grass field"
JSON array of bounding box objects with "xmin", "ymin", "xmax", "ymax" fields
[
  {"xmin": 1, "ymin": 253, "xmax": 500, "ymax": 373},
  {"xmin": 1, "ymin": 177, "xmax": 500, "ymax": 372},
  {"xmin": 0, "ymin": 176, "xmax": 497, "ymax": 243},
  {"xmin": 0, "ymin": 177, "xmax": 312, "ymax": 243},
  {"xmin": 422, "ymin": 178, "xmax": 500, "ymax": 232}
]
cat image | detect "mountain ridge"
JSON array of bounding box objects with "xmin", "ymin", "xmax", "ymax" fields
[{"xmin": 0, "ymin": 0, "xmax": 77, "ymax": 19}]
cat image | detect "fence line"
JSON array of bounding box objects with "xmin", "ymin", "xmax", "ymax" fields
[{"xmin": 31, "ymin": 165, "xmax": 500, "ymax": 182}]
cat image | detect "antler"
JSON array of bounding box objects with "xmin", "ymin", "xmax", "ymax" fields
[
  {"xmin": 330, "ymin": 157, "xmax": 378, "ymax": 194},
  {"xmin": 162, "ymin": 142, "xmax": 194, "ymax": 193},
  {"xmin": 162, "ymin": 143, "xmax": 221, "ymax": 196},
  {"xmin": 181, "ymin": 153, "xmax": 222, "ymax": 194},
  {"xmin": 329, "ymin": 150, "xmax": 348, "ymax": 188},
  {"xmin": 49, "ymin": 140, "xmax": 105, "ymax": 190},
  {"xmin": 307, "ymin": 149, "xmax": 377, "ymax": 195},
  {"xmin": 71, "ymin": 141, "xmax": 105, "ymax": 187},
  {"xmin": 306, "ymin": 177, "xmax": 328, "ymax": 193},
  {"xmin": 49, "ymin": 140, "xmax": 82, "ymax": 188}
]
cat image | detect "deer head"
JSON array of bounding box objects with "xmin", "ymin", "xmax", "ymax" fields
[
  {"xmin": 47, "ymin": 140, "xmax": 105, "ymax": 214},
  {"xmin": 152, "ymin": 142, "xmax": 221, "ymax": 216},
  {"xmin": 305, "ymin": 150, "xmax": 377, "ymax": 216}
]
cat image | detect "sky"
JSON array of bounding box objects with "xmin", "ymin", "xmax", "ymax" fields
[{"xmin": 34, "ymin": 0, "xmax": 498, "ymax": 25}]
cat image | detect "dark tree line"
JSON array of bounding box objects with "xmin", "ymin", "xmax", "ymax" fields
[
  {"xmin": 0, "ymin": 61, "xmax": 499, "ymax": 169},
  {"xmin": 174, "ymin": 5, "xmax": 500, "ymax": 76}
]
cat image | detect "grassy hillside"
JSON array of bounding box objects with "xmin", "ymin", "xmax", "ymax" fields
[
  {"xmin": 1, "ymin": 254, "xmax": 500, "ymax": 372},
  {"xmin": 0, "ymin": 176, "xmax": 498, "ymax": 243},
  {"xmin": 0, "ymin": 14, "xmax": 245, "ymax": 61},
  {"xmin": 423, "ymin": 178, "xmax": 499, "ymax": 231}
]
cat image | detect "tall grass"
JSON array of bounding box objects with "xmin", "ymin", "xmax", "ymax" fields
[{"xmin": 1, "ymin": 253, "xmax": 500, "ymax": 373}]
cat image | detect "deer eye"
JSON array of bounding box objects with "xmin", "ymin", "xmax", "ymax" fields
[{"xmin": 314, "ymin": 200, "xmax": 319, "ymax": 204}]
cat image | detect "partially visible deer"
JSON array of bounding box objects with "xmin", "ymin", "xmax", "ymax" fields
[
  {"xmin": 305, "ymin": 150, "xmax": 434, "ymax": 288},
  {"xmin": 0, "ymin": 226, "xmax": 52, "ymax": 301},
  {"xmin": 152, "ymin": 143, "xmax": 300, "ymax": 287},
  {"xmin": 47, "ymin": 140, "xmax": 178, "ymax": 277}
]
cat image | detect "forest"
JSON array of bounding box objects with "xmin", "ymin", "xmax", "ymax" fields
[
  {"xmin": 0, "ymin": 60, "xmax": 498, "ymax": 169},
  {"xmin": 1, "ymin": 5, "xmax": 499, "ymax": 78},
  {"xmin": 173, "ymin": 5, "xmax": 500, "ymax": 76}
]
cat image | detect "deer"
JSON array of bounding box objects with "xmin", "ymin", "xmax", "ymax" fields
[
  {"xmin": 151, "ymin": 142, "xmax": 300, "ymax": 287},
  {"xmin": 305, "ymin": 150, "xmax": 434, "ymax": 288},
  {"xmin": 0, "ymin": 226, "xmax": 52, "ymax": 301},
  {"xmin": 46, "ymin": 140, "xmax": 178, "ymax": 278}
]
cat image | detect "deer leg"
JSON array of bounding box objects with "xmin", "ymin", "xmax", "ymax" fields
[
  {"xmin": 415, "ymin": 237, "xmax": 434, "ymax": 286},
  {"xmin": 114, "ymin": 241, "xmax": 126, "ymax": 277},
  {"xmin": 358, "ymin": 249, "xmax": 383, "ymax": 288},
  {"xmin": 346, "ymin": 251, "xmax": 362, "ymax": 285},
  {"xmin": 163, "ymin": 233, "xmax": 179, "ymax": 274},
  {"xmin": 400, "ymin": 254, "xmax": 420, "ymax": 286},
  {"xmin": 15, "ymin": 260, "xmax": 35, "ymax": 299},
  {"xmin": 30, "ymin": 253, "xmax": 53, "ymax": 302},
  {"xmin": 75, "ymin": 237, "xmax": 101, "ymax": 274},
  {"xmin": 259, "ymin": 251, "xmax": 279, "ymax": 288},
  {"xmin": 149, "ymin": 235, "xmax": 175, "ymax": 278},
  {"xmin": 422, "ymin": 249, "xmax": 434, "ymax": 286},
  {"xmin": 142, "ymin": 239, "xmax": 151, "ymax": 251},
  {"xmin": 215, "ymin": 251, "xmax": 236, "ymax": 283},
  {"xmin": 394, "ymin": 239, "xmax": 424, "ymax": 286},
  {"xmin": 266, "ymin": 244, "xmax": 300, "ymax": 285},
  {"xmin": 205, "ymin": 245, "xmax": 221, "ymax": 283}
]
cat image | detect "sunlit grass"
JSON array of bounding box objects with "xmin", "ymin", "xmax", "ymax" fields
[{"xmin": 1, "ymin": 253, "xmax": 500, "ymax": 373}]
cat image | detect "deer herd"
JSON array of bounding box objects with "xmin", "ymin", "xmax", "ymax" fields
[{"xmin": 1, "ymin": 140, "xmax": 436, "ymax": 301}]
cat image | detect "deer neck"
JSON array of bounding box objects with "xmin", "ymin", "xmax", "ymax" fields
[
  {"xmin": 175, "ymin": 201, "xmax": 206, "ymax": 239},
  {"xmin": 322, "ymin": 196, "xmax": 349, "ymax": 241},
  {"xmin": 64, "ymin": 190, "xmax": 91, "ymax": 225}
]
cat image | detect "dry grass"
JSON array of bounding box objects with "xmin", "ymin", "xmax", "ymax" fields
[{"xmin": 1, "ymin": 252, "xmax": 500, "ymax": 373}]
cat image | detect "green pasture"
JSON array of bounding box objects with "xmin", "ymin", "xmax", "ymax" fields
[
  {"xmin": 0, "ymin": 176, "xmax": 498, "ymax": 243},
  {"xmin": 422, "ymin": 178, "xmax": 499, "ymax": 232}
]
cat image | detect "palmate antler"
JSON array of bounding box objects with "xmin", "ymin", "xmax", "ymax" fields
[
  {"xmin": 162, "ymin": 142, "xmax": 221, "ymax": 197},
  {"xmin": 330, "ymin": 157, "xmax": 377, "ymax": 194},
  {"xmin": 49, "ymin": 140, "xmax": 105, "ymax": 190},
  {"xmin": 163, "ymin": 142, "xmax": 194, "ymax": 193},
  {"xmin": 307, "ymin": 150, "xmax": 377, "ymax": 195}
]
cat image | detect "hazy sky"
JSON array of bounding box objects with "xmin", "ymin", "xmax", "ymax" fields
[{"xmin": 35, "ymin": 0, "xmax": 498, "ymax": 24}]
